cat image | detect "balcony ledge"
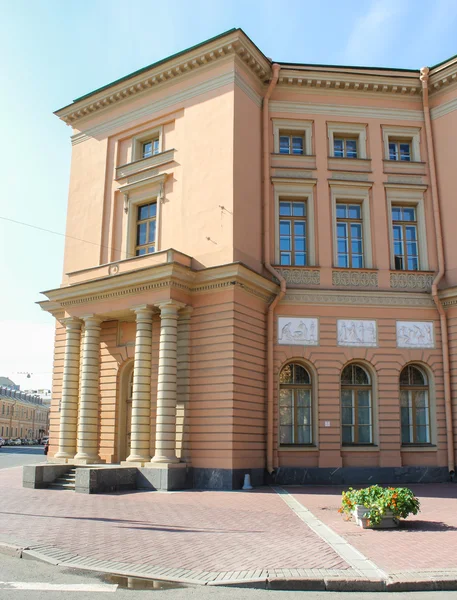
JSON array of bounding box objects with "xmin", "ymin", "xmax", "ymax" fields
[{"xmin": 116, "ymin": 148, "xmax": 175, "ymax": 181}]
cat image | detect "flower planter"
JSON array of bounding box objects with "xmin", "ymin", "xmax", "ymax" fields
[{"xmin": 353, "ymin": 504, "xmax": 399, "ymax": 529}]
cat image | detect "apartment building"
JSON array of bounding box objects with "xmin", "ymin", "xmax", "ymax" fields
[
  {"xmin": 0, "ymin": 387, "xmax": 49, "ymax": 440},
  {"xmin": 39, "ymin": 29, "xmax": 457, "ymax": 489}
]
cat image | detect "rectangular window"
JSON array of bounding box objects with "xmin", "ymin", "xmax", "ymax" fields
[
  {"xmin": 279, "ymin": 132, "xmax": 305, "ymax": 155},
  {"xmin": 342, "ymin": 389, "xmax": 373, "ymax": 444},
  {"xmin": 333, "ymin": 138, "xmax": 358, "ymax": 159},
  {"xmin": 336, "ymin": 203, "xmax": 364, "ymax": 268},
  {"xmin": 392, "ymin": 205, "xmax": 419, "ymax": 271},
  {"xmin": 401, "ymin": 390, "xmax": 430, "ymax": 444},
  {"xmin": 142, "ymin": 138, "xmax": 159, "ymax": 159},
  {"xmin": 389, "ymin": 141, "xmax": 411, "ymax": 161},
  {"xmin": 135, "ymin": 202, "xmax": 157, "ymax": 256},
  {"xmin": 279, "ymin": 388, "xmax": 312, "ymax": 444},
  {"xmin": 279, "ymin": 200, "xmax": 307, "ymax": 266}
]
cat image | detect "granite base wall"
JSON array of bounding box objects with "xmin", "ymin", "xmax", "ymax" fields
[
  {"xmin": 75, "ymin": 467, "xmax": 137, "ymax": 494},
  {"xmin": 273, "ymin": 466, "xmax": 451, "ymax": 486},
  {"xmin": 192, "ymin": 468, "xmax": 265, "ymax": 490},
  {"xmin": 23, "ymin": 464, "xmax": 71, "ymax": 489}
]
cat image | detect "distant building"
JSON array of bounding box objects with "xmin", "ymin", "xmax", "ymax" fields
[
  {"xmin": 0, "ymin": 377, "xmax": 19, "ymax": 390},
  {"xmin": 39, "ymin": 29, "xmax": 457, "ymax": 488},
  {"xmin": 0, "ymin": 386, "xmax": 50, "ymax": 440}
]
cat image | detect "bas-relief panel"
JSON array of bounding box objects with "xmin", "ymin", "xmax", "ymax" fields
[
  {"xmin": 278, "ymin": 317, "xmax": 318, "ymax": 346},
  {"xmin": 337, "ymin": 320, "xmax": 377, "ymax": 347},
  {"xmin": 396, "ymin": 321, "xmax": 434, "ymax": 349}
]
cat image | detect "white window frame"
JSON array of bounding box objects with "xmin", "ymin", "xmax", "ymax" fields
[
  {"xmin": 385, "ymin": 185, "xmax": 429, "ymax": 271},
  {"xmin": 328, "ymin": 122, "xmax": 367, "ymax": 159},
  {"xmin": 120, "ymin": 173, "xmax": 166, "ymax": 259},
  {"xmin": 273, "ymin": 119, "xmax": 313, "ymax": 156},
  {"xmin": 382, "ymin": 126, "xmax": 421, "ymax": 162},
  {"xmin": 329, "ymin": 182, "xmax": 373, "ymax": 269},
  {"xmin": 131, "ymin": 125, "xmax": 163, "ymax": 162},
  {"xmin": 274, "ymin": 182, "xmax": 316, "ymax": 267}
]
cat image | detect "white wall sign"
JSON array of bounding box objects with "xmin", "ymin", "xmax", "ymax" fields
[
  {"xmin": 337, "ymin": 319, "xmax": 377, "ymax": 347},
  {"xmin": 278, "ymin": 317, "xmax": 318, "ymax": 346},
  {"xmin": 397, "ymin": 321, "xmax": 434, "ymax": 348}
]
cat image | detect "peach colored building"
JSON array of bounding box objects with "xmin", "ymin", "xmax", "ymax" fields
[{"xmin": 39, "ymin": 29, "xmax": 457, "ymax": 489}]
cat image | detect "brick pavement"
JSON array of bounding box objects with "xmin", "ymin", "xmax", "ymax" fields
[
  {"xmin": 1, "ymin": 465, "xmax": 457, "ymax": 588},
  {"xmin": 289, "ymin": 483, "xmax": 457, "ymax": 574}
]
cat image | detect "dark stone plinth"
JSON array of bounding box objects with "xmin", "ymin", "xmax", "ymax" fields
[
  {"xmin": 193, "ymin": 468, "xmax": 265, "ymax": 490},
  {"xmin": 137, "ymin": 464, "xmax": 192, "ymax": 491},
  {"xmin": 23, "ymin": 464, "xmax": 71, "ymax": 489},
  {"xmin": 75, "ymin": 467, "xmax": 137, "ymax": 494}
]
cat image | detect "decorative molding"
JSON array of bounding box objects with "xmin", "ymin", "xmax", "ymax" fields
[
  {"xmin": 119, "ymin": 172, "xmax": 167, "ymax": 195},
  {"xmin": 278, "ymin": 317, "xmax": 318, "ymax": 346},
  {"xmin": 430, "ymin": 97, "xmax": 457, "ymax": 120},
  {"xmin": 57, "ymin": 32, "xmax": 269, "ymax": 126},
  {"xmin": 332, "ymin": 270, "xmax": 378, "ymax": 288},
  {"xmin": 337, "ymin": 319, "xmax": 377, "ymax": 347},
  {"xmin": 283, "ymin": 290, "xmax": 434, "ymax": 307},
  {"xmin": 330, "ymin": 172, "xmax": 369, "ymax": 181},
  {"xmin": 327, "ymin": 157, "xmax": 372, "ymax": 173},
  {"xmin": 387, "ymin": 175, "xmax": 424, "ymax": 185},
  {"xmin": 269, "ymin": 101, "xmax": 424, "ymax": 121},
  {"xmin": 390, "ymin": 272, "xmax": 433, "ymax": 291},
  {"xmin": 396, "ymin": 321, "xmax": 434, "ymax": 348},
  {"xmin": 275, "ymin": 268, "xmax": 320, "ymax": 285},
  {"xmin": 233, "ymin": 70, "xmax": 263, "ymax": 107},
  {"xmin": 272, "ymin": 169, "xmax": 314, "ymax": 180}
]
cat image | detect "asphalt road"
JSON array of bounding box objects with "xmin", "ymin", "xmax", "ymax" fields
[
  {"xmin": 0, "ymin": 446, "xmax": 46, "ymax": 470},
  {"xmin": 2, "ymin": 554, "xmax": 457, "ymax": 600}
]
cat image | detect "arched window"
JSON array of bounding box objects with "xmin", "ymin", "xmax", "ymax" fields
[
  {"xmin": 341, "ymin": 363, "xmax": 372, "ymax": 445},
  {"xmin": 279, "ymin": 363, "xmax": 313, "ymax": 445},
  {"xmin": 400, "ymin": 365, "xmax": 430, "ymax": 444}
]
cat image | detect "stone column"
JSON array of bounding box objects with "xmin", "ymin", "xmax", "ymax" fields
[
  {"xmin": 54, "ymin": 317, "xmax": 82, "ymax": 460},
  {"xmin": 152, "ymin": 300, "xmax": 183, "ymax": 463},
  {"xmin": 126, "ymin": 306, "xmax": 154, "ymax": 464},
  {"xmin": 74, "ymin": 316, "xmax": 103, "ymax": 464},
  {"xmin": 176, "ymin": 307, "xmax": 192, "ymax": 462}
]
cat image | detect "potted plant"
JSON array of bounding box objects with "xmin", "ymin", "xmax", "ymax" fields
[{"xmin": 339, "ymin": 485, "xmax": 420, "ymax": 529}]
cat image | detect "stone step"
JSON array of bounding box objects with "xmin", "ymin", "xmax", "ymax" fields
[
  {"xmin": 56, "ymin": 476, "xmax": 75, "ymax": 483},
  {"xmin": 49, "ymin": 482, "xmax": 75, "ymax": 490}
]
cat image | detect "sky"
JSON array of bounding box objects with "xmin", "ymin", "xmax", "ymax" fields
[{"xmin": 0, "ymin": 0, "xmax": 456, "ymax": 391}]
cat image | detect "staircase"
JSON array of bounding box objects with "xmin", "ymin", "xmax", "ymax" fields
[{"xmin": 49, "ymin": 467, "xmax": 76, "ymax": 491}]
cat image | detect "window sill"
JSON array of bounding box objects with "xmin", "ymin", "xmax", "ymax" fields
[
  {"xmin": 271, "ymin": 153, "xmax": 316, "ymax": 171},
  {"xmin": 401, "ymin": 445, "xmax": 437, "ymax": 452},
  {"xmin": 342, "ymin": 445, "xmax": 379, "ymax": 452},
  {"xmin": 279, "ymin": 445, "xmax": 318, "ymax": 452},
  {"xmin": 383, "ymin": 160, "xmax": 426, "ymax": 175},
  {"xmin": 327, "ymin": 156, "xmax": 372, "ymax": 173},
  {"xmin": 116, "ymin": 148, "xmax": 175, "ymax": 181}
]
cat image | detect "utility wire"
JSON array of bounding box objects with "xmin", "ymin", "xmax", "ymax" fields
[{"xmin": 0, "ymin": 215, "xmax": 134, "ymax": 259}]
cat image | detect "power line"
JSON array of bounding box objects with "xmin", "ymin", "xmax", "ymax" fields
[{"xmin": 0, "ymin": 215, "xmax": 134, "ymax": 259}]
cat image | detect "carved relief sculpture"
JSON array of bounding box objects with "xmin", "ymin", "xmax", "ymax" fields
[
  {"xmin": 337, "ymin": 320, "xmax": 377, "ymax": 347},
  {"xmin": 396, "ymin": 321, "xmax": 434, "ymax": 349},
  {"xmin": 278, "ymin": 317, "xmax": 319, "ymax": 346}
]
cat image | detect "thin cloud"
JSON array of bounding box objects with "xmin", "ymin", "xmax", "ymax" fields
[{"xmin": 342, "ymin": 0, "xmax": 408, "ymax": 66}]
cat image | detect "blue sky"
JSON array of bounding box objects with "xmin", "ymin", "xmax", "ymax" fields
[{"xmin": 1, "ymin": 0, "xmax": 456, "ymax": 390}]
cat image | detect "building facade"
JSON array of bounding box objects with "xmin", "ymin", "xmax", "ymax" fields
[
  {"xmin": 0, "ymin": 386, "xmax": 49, "ymax": 440},
  {"xmin": 40, "ymin": 29, "xmax": 457, "ymax": 488}
]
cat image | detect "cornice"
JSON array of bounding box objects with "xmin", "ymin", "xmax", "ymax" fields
[
  {"xmin": 429, "ymin": 60, "xmax": 457, "ymax": 95},
  {"xmin": 56, "ymin": 31, "xmax": 269, "ymax": 126},
  {"xmin": 269, "ymin": 101, "xmax": 424, "ymax": 121},
  {"xmin": 276, "ymin": 68, "xmax": 422, "ymax": 97},
  {"xmin": 283, "ymin": 289, "xmax": 435, "ymax": 307},
  {"xmin": 430, "ymin": 97, "xmax": 457, "ymax": 120}
]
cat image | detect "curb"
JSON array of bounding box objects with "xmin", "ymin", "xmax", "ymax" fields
[{"xmin": 3, "ymin": 543, "xmax": 457, "ymax": 592}]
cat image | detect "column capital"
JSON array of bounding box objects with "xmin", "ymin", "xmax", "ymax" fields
[
  {"xmin": 61, "ymin": 316, "xmax": 82, "ymax": 330},
  {"xmin": 81, "ymin": 315, "xmax": 102, "ymax": 329},
  {"xmin": 179, "ymin": 306, "xmax": 193, "ymax": 318},
  {"xmin": 131, "ymin": 305, "xmax": 154, "ymax": 320},
  {"xmin": 155, "ymin": 300, "xmax": 186, "ymax": 314}
]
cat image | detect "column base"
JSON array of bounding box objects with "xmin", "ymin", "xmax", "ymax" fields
[
  {"xmin": 53, "ymin": 451, "xmax": 76, "ymax": 462},
  {"xmin": 120, "ymin": 460, "xmax": 149, "ymax": 467},
  {"xmin": 137, "ymin": 462, "xmax": 190, "ymax": 491},
  {"xmin": 151, "ymin": 454, "xmax": 180, "ymax": 464},
  {"xmin": 47, "ymin": 457, "xmax": 75, "ymax": 464},
  {"xmin": 73, "ymin": 456, "xmax": 105, "ymax": 465}
]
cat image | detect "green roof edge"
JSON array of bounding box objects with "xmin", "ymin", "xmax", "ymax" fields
[{"xmin": 71, "ymin": 27, "xmax": 242, "ymax": 105}]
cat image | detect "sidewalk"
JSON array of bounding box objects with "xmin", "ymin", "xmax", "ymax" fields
[{"xmin": 1, "ymin": 465, "xmax": 457, "ymax": 591}]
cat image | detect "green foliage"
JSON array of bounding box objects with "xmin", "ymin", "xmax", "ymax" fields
[{"xmin": 339, "ymin": 485, "xmax": 420, "ymax": 526}]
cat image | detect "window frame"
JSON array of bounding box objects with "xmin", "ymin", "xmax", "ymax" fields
[
  {"xmin": 279, "ymin": 362, "xmax": 315, "ymax": 447},
  {"xmin": 333, "ymin": 137, "xmax": 358, "ymax": 159},
  {"xmin": 274, "ymin": 182, "xmax": 316, "ymax": 267},
  {"xmin": 382, "ymin": 126, "xmax": 421, "ymax": 162},
  {"xmin": 336, "ymin": 202, "xmax": 364, "ymax": 268},
  {"xmin": 134, "ymin": 201, "xmax": 157, "ymax": 257},
  {"xmin": 273, "ymin": 119, "xmax": 313, "ymax": 156},
  {"xmin": 386, "ymin": 186, "xmax": 429, "ymax": 272},
  {"xmin": 279, "ymin": 198, "xmax": 308, "ymax": 266},
  {"xmin": 328, "ymin": 122, "xmax": 367, "ymax": 159},
  {"xmin": 279, "ymin": 131, "xmax": 305, "ymax": 156},
  {"xmin": 400, "ymin": 364, "xmax": 432, "ymax": 446},
  {"xmin": 330, "ymin": 182, "xmax": 373, "ymax": 269},
  {"xmin": 341, "ymin": 363, "xmax": 374, "ymax": 446},
  {"xmin": 131, "ymin": 126, "xmax": 163, "ymax": 162},
  {"xmin": 391, "ymin": 205, "xmax": 419, "ymax": 271}
]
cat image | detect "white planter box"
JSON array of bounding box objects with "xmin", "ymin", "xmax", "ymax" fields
[{"xmin": 353, "ymin": 504, "xmax": 399, "ymax": 529}]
